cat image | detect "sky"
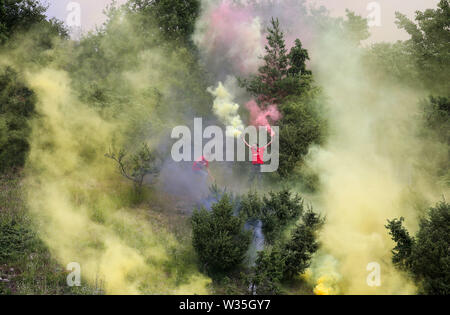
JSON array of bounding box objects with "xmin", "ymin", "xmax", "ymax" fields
[{"xmin": 44, "ymin": 0, "xmax": 440, "ymax": 43}]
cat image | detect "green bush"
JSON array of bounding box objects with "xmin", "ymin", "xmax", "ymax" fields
[
  {"xmin": 191, "ymin": 194, "xmax": 251, "ymax": 274},
  {"xmin": 0, "ymin": 66, "xmax": 36, "ymax": 173}
]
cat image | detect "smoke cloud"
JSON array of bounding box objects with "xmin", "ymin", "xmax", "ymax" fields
[
  {"xmin": 207, "ymin": 77, "xmax": 245, "ymax": 137},
  {"xmin": 303, "ymin": 23, "xmax": 448, "ymax": 294}
]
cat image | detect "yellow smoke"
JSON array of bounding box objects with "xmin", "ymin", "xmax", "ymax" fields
[
  {"xmin": 208, "ymin": 79, "xmax": 245, "ymax": 137},
  {"xmin": 305, "ymin": 254, "xmax": 341, "ymax": 295},
  {"xmin": 304, "ymin": 26, "xmax": 448, "ymax": 295},
  {"xmin": 22, "ymin": 68, "xmax": 210, "ymax": 294}
]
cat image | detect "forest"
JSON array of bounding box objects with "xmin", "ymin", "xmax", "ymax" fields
[{"xmin": 0, "ymin": 0, "xmax": 448, "ymax": 295}]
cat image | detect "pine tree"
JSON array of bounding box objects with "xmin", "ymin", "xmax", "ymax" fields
[
  {"xmin": 191, "ymin": 194, "xmax": 251, "ymax": 274},
  {"xmin": 239, "ymin": 18, "xmax": 290, "ymax": 105},
  {"xmin": 282, "ymin": 209, "xmax": 323, "ymax": 279}
]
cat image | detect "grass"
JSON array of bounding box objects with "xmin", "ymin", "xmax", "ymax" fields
[{"xmin": 0, "ymin": 172, "xmax": 98, "ymax": 295}]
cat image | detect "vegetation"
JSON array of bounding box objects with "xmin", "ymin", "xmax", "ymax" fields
[
  {"xmin": 239, "ymin": 18, "xmax": 325, "ymax": 180},
  {"xmin": 191, "ymin": 194, "xmax": 251, "ymax": 274},
  {"xmin": 386, "ymin": 201, "xmax": 450, "ymax": 295},
  {"xmin": 105, "ymin": 143, "xmax": 161, "ymax": 190},
  {"xmin": 249, "ymin": 207, "xmax": 323, "ymax": 294},
  {"xmin": 196, "ymin": 188, "xmax": 322, "ymax": 294},
  {"xmin": 240, "ymin": 189, "xmax": 304, "ymax": 244},
  {"xmin": 0, "ymin": 0, "xmax": 448, "ymax": 296},
  {"xmin": 0, "ymin": 67, "xmax": 35, "ymax": 173},
  {"xmin": 0, "ymin": 173, "xmax": 96, "ymax": 294}
]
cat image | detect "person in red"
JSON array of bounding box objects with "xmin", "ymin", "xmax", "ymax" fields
[
  {"xmin": 241, "ymin": 127, "xmax": 275, "ymax": 165},
  {"xmin": 192, "ymin": 155, "xmax": 214, "ymax": 181}
]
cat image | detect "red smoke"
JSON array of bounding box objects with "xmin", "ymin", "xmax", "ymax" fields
[{"xmin": 245, "ymin": 99, "xmax": 281, "ymax": 136}]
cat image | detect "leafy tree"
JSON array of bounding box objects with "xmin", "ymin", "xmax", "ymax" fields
[
  {"xmin": 386, "ymin": 201, "xmax": 450, "ymax": 295},
  {"xmin": 0, "ymin": 66, "xmax": 35, "ymax": 173},
  {"xmin": 288, "ymin": 39, "xmax": 312, "ymax": 77},
  {"xmin": 239, "ymin": 189, "xmax": 305, "ymax": 244},
  {"xmin": 0, "ymin": 0, "xmax": 67, "ymax": 46},
  {"xmin": 0, "ymin": 2, "xmax": 67, "ymax": 174},
  {"xmin": 395, "ymin": 0, "xmax": 450, "ymax": 94},
  {"xmin": 105, "ymin": 143, "xmax": 161, "ymax": 190},
  {"xmin": 191, "ymin": 194, "xmax": 251, "ymax": 274},
  {"xmin": 68, "ymin": 1, "xmax": 211, "ymax": 121},
  {"xmin": 341, "ymin": 10, "xmax": 370, "ymax": 44},
  {"xmin": 126, "ymin": 0, "xmax": 200, "ymax": 43},
  {"xmin": 0, "ymin": 0, "xmax": 46, "ymax": 43},
  {"xmin": 421, "ymin": 96, "xmax": 449, "ymax": 184},
  {"xmin": 368, "ymin": 1, "xmax": 449, "ymax": 94}
]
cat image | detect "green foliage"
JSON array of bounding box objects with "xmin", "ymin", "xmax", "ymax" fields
[
  {"xmin": 239, "ymin": 189, "xmax": 305, "ymax": 244},
  {"xmin": 386, "ymin": 201, "xmax": 450, "ymax": 295},
  {"xmin": 239, "ymin": 18, "xmax": 312, "ymax": 105},
  {"xmin": 0, "ymin": 0, "xmax": 46, "ymax": 44},
  {"xmin": 105, "ymin": 143, "xmax": 161, "ymax": 189},
  {"xmin": 395, "ymin": 0, "xmax": 450, "ymax": 94},
  {"xmin": 239, "ymin": 190, "xmax": 263, "ymax": 221},
  {"xmin": 278, "ymin": 95, "xmax": 325, "ymax": 178},
  {"xmin": 126, "ymin": 0, "xmax": 200, "ymax": 43},
  {"xmin": 421, "ymin": 96, "xmax": 450, "ymax": 184},
  {"xmin": 423, "ymin": 96, "xmax": 450, "ymax": 144},
  {"xmin": 239, "ymin": 18, "xmax": 325, "ymax": 180},
  {"xmin": 0, "ymin": 0, "xmax": 68, "ymax": 50},
  {"xmin": 0, "ymin": 66, "xmax": 35, "ymax": 173},
  {"xmin": 65, "ymin": 2, "xmax": 211, "ymax": 124},
  {"xmin": 368, "ymin": 1, "xmax": 449, "ymax": 94},
  {"xmin": 288, "ymin": 39, "xmax": 312, "ymax": 77},
  {"xmin": 0, "ymin": 1, "xmax": 67, "ymax": 175},
  {"xmin": 0, "ymin": 173, "xmax": 96, "ymax": 294},
  {"xmin": 191, "ymin": 194, "xmax": 251, "ymax": 274},
  {"xmin": 341, "ymin": 10, "xmax": 370, "ymax": 44},
  {"xmin": 261, "ymin": 189, "xmax": 304, "ymax": 244},
  {"xmin": 250, "ymin": 207, "xmax": 323, "ymax": 294},
  {"xmin": 250, "ymin": 246, "xmax": 285, "ymax": 294},
  {"xmin": 0, "ymin": 219, "xmax": 35, "ymax": 263},
  {"xmin": 281, "ymin": 209, "xmax": 323, "ymax": 279}
]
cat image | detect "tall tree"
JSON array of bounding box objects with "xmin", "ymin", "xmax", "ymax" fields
[
  {"xmin": 239, "ymin": 18, "xmax": 324, "ymax": 180},
  {"xmin": 239, "ymin": 18, "xmax": 312, "ymax": 106}
]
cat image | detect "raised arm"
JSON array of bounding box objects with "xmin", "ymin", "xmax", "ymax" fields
[
  {"xmin": 241, "ymin": 134, "xmax": 251, "ymax": 148},
  {"xmin": 263, "ymin": 127, "xmax": 275, "ymax": 148}
]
